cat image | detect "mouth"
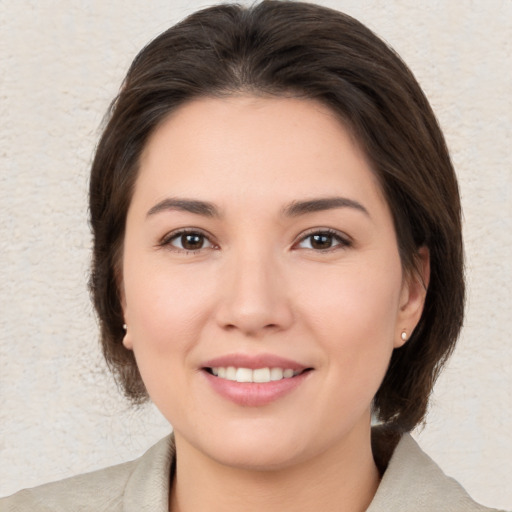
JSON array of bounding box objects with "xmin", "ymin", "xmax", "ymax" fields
[
  {"xmin": 200, "ymin": 355, "xmax": 313, "ymax": 406},
  {"xmin": 204, "ymin": 366, "xmax": 311, "ymax": 383}
]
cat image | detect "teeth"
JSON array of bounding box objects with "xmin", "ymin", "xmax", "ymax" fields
[
  {"xmin": 236, "ymin": 367, "xmax": 253, "ymax": 382},
  {"xmin": 270, "ymin": 368, "xmax": 283, "ymax": 381},
  {"xmin": 253, "ymin": 368, "xmax": 270, "ymax": 383},
  {"xmin": 209, "ymin": 366, "xmax": 300, "ymax": 383}
]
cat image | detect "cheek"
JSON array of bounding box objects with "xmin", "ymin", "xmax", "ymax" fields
[
  {"xmin": 125, "ymin": 262, "xmax": 213, "ymax": 350},
  {"xmin": 295, "ymin": 260, "xmax": 403, "ymax": 375},
  {"xmin": 122, "ymin": 263, "xmax": 217, "ymax": 418}
]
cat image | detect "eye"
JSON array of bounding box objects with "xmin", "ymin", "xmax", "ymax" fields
[
  {"xmin": 162, "ymin": 230, "xmax": 215, "ymax": 252},
  {"xmin": 296, "ymin": 229, "xmax": 350, "ymax": 251}
]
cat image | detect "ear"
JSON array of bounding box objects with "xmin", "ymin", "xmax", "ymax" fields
[
  {"xmin": 118, "ymin": 277, "xmax": 134, "ymax": 351},
  {"xmin": 122, "ymin": 326, "xmax": 133, "ymax": 350},
  {"xmin": 394, "ymin": 246, "xmax": 430, "ymax": 348}
]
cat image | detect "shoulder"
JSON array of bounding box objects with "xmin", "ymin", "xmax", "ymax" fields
[
  {"xmin": 0, "ymin": 460, "xmax": 135, "ymax": 512},
  {"xmin": 0, "ymin": 435, "xmax": 174, "ymax": 512},
  {"xmin": 368, "ymin": 431, "xmax": 508, "ymax": 512}
]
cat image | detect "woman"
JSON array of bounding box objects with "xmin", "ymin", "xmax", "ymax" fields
[{"xmin": 1, "ymin": 1, "xmax": 505, "ymax": 511}]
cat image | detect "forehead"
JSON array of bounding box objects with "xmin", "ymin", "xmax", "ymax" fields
[{"xmin": 135, "ymin": 94, "xmax": 385, "ymax": 212}]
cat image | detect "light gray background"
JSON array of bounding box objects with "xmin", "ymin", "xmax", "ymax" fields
[{"xmin": 0, "ymin": 1, "xmax": 511, "ymax": 509}]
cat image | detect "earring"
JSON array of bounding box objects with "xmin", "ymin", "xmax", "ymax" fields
[
  {"xmin": 122, "ymin": 323, "xmax": 127, "ymax": 331},
  {"xmin": 401, "ymin": 330, "xmax": 407, "ymax": 342}
]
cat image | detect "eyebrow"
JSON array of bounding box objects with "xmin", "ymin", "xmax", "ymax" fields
[
  {"xmin": 147, "ymin": 198, "xmax": 220, "ymax": 218},
  {"xmin": 282, "ymin": 197, "xmax": 370, "ymax": 217},
  {"xmin": 146, "ymin": 196, "xmax": 369, "ymax": 219}
]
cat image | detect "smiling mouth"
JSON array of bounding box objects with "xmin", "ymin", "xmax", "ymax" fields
[{"xmin": 204, "ymin": 367, "xmax": 312, "ymax": 384}]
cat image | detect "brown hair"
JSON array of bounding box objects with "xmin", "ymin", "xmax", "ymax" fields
[{"xmin": 89, "ymin": 0, "xmax": 464, "ymax": 432}]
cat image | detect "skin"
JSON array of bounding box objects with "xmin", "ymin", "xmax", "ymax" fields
[{"xmin": 121, "ymin": 95, "xmax": 428, "ymax": 512}]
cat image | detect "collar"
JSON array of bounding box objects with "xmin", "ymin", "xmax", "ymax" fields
[{"xmin": 122, "ymin": 431, "xmax": 496, "ymax": 512}]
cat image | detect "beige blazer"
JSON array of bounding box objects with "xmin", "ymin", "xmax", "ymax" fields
[{"xmin": 1, "ymin": 433, "xmax": 506, "ymax": 511}]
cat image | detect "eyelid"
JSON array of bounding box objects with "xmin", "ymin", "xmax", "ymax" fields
[
  {"xmin": 293, "ymin": 228, "xmax": 352, "ymax": 250},
  {"xmin": 158, "ymin": 227, "xmax": 218, "ymax": 252},
  {"xmin": 157, "ymin": 226, "xmax": 351, "ymax": 253}
]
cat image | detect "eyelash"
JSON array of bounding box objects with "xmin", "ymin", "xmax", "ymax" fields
[
  {"xmin": 158, "ymin": 228, "xmax": 352, "ymax": 254},
  {"xmin": 158, "ymin": 229, "xmax": 218, "ymax": 254},
  {"xmin": 294, "ymin": 228, "xmax": 352, "ymax": 252}
]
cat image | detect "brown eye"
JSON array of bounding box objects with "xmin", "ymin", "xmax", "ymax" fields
[
  {"xmin": 181, "ymin": 233, "xmax": 204, "ymax": 250},
  {"xmin": 166, "ymin": 231, "xmax": 213, "ymax": 251},
  {"xmin": 297, "ymin": 230, "xmax": 350, "ymax": 251},
  {"xmin": 310, "ymin": 234, "xmax": 334, "ymax": 249}
]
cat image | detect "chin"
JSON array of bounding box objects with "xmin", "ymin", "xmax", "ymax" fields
[
  {"xmin": 209, "ymin": 419, "xmax": 361, "ymax": 475},
  {"xmin": 176, "ymin": 421, "xmax": 314, "ymax": 472},
  {"xmin": 213, "ymin": 442, "xmax": 308, "ymax": 472}
]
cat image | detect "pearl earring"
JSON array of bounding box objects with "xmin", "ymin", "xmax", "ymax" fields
[
  {"xmin": 401, "ymin": 330, "xmax": 407, "ymax": 341},
  {"xmin": 122, "ymin": 324, "xmax": 127, "ymax": 331}
]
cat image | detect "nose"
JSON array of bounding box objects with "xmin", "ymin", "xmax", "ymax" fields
[{"xmin": 215, "ymin": 249, "xmax": 294, "ymax": 337}]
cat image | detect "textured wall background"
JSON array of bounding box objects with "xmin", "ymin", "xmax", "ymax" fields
[{"xmin": 0, "ymin": 0, "xmax": 510, "ymax": 509}]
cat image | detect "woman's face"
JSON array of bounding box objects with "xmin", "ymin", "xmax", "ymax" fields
[{"xmin": 122, "ymin": 95, "xmax": 426, "ymax": 470}]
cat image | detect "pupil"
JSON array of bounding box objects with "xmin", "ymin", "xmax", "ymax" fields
[
  {"xmin": 311, "ymin": 234, "xmax": 331, "ymax": 249},
  {"xmin": 182, "ymin": 233, "xmax": 203, "ymax": 250}
]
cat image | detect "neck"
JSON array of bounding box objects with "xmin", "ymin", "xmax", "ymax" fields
[{"xmin": 170, "ymin": 423, "xmax": 380, "ymax": 512}]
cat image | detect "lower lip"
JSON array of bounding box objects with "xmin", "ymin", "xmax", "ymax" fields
[{"xmin": 203, "ymin": 370, "xmax": 311, "ymax": 407}]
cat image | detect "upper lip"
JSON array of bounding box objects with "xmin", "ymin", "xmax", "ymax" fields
[{"xmin": 201, "ymin": 353, "xmax": 310, "ymax": 371}]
